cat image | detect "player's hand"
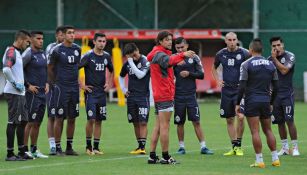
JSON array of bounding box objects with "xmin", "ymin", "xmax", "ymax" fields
[
  {"xmin": 125, "ymin": 91, "xmax": 130, "ymax": 97},
  {"xmin": 28, "ymin": 84, "xmax": 39, "ymax": 94},
  {"xmin": 183, "ymin": 50, "xmax": 195, "ymax": 58},
  {"xmin": 177, "ymin": 60, "xmax": 185, "ymax": 66},
  {"xmin": 82, "ymin": 85, "xmax": 93, "ymax": 93},
  {"xmin": 218, "ymin": 80, "xmax": 225, "ymax": 87},
  {"xmin": 235, "ymin": 105, "xmax": 241, "ymax": 116},
  {"xmin": 12, "ymin": 82, "xmax": 25, "ymax": 92},
  {"xmin": 127, "ymin": 57, "xmax": 133, "ymax": 62},
  {"xmin": 45, "ymin": 83, "xmax": 50, "ymax": 94},
  {"xmin": 237, "ymin": 112, "xmax": 244, "ymax": 120},
  {"xmin": 104, "ymin": 83, "xmax": 112, "ymax": 92},
  {"xmin": 271, "ymin": 48, "xmax": 278, "ymax": 59},
  {"xmin": 180, "ymin": 71, "xmax": 189, "ymax": 78}
]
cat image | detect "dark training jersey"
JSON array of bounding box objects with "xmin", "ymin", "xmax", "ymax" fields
[
  {"xmin": 79, "ymin": 50, "xmax": 114, "ymax": 93},
  {"xmin": 22, "ymin": 47, "xmax": 48, "ymax": 89},
  {"xmin": 120, "ymin": 55, "xmax": 150, "ymax": 97},
  {"xmin": 215, "ymin": 47, "xmax": 249, "ymax": 86},
  {"xmin": 49, "ymin": 43, "xmax": 81, "ymax": 87},
  {"xmin": 240, "ymin": 56, "xmax": 278, "ymax": 103},
  {"xmin": 268, "ymin": 51, "xmax": 295, "ymax": 94},
  {"xmin": 174, "ymin": 55, "xmax": 204, "ymax": 95}
]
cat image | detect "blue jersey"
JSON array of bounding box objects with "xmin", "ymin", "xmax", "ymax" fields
[
  {"xmin": 120, "ymin": 55, "xmax": 150, "ymax": 97},
  {"xmin": 79, "ymin": 50, "xmax": 114, "ymax": 93},
  {"xmin": 240, "ymin": 56, "xmax": 278, "ymax": 103},
  {"xmin": 22, "ymin": 47, "xmax": 48, "ymax": 89},
  {"xmin": 49, "ymin": 43, "xmax": 81, "ymax": 88},
  {"xmin": 268, "ymin": 51, "xmax": 295, "ymax": 95},
  {"xmin": 174, "ymin": 55, "xmax": 204, "ymax": 96},
  {"xmin": 215, "ymin": 47, "xmax": 249, "ymax": 86}
]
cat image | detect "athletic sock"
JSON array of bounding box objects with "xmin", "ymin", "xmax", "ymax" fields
[
  {"xmin": 179, "ymin": 141, "xmax": 185, "ymax": 148},
  {"xmin": 31, "ymin": 145, "xmax": 37, "ymax": 153},
  {"xmin": 256, "ymin": 153, "xmax": 263, "ymax": 163},
  {"xmin": 231, "ymin": 140, "xmax": 238, "ymax": 148},
  {"xmin": 56, "ymin": 141, "xmax": 62, "ymax": 151},
  {"xmin": 291, "ymin": 140, "xmax": 298, "ymax": 149},
  {"xmin": 48, "ymin": 137, "xmax": 56, "ymax": 149},
  {"xmin": 162, "ymin": 151, "xmax": 170, "ymax": 160},
  {"xmin": 139, "ymin": 138, "xmax": 146, "ymax": 149},
  {"xmin": 200, "ymin": 141, "xmax": 206, "ymax": 149},
  {"xmin": 271, "ymin": 150, "xmax": 279, "ymax": 162},
  {"xmin": 86, "ymin": 137, "xmax": 92, "ymax": 149},
  {"xmin": 66, "ymin": 137, "xmax": 73, "ymax": 150},
  {"xmin": 237, "ymin": 138, "xmax": 242, "ymax": 147},
  {"xmin": 281, "ymin": 139, "xmax": 289, "ymax": 149},
  {"xmin": 149, "ymin": 152, "xmax": 156, "ymax": 159},
  {"xmin": 93, "ymin": 138, "xmax": 100, "ymax": 150}
]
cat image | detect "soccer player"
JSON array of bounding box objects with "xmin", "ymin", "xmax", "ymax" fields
[
  {"xmin": 236, "ymin": 38, "xmax": 280, "ymax": 168},
  {"xmin": 2, "ymin": 30, "xmax": 33, "ymax": 161},
  {"xmin": 45, "ymin": 26, "xmax": 65, "ymax": 155},
  {"xmin": 212, "ymin": 32, "xmax": 249, "ymax": 156},
  {"xmin": 268, "ymin": 36, "xmax": 300, "ymax": 156},
  {"xmin": 147, "ymin": 31, "xmax": 195, "ymax": 164},
  {"xmin": 173, "ymin": 37, "xmax": 213, "ymax": 155},
  {"xmin": 79, "ymin": 33, "xmax": 114, "ymax": 155},
  {"xmin": 119, "ymin": 43, "xmax": 150, "ymax": 154},
  {"xmin": 48, "ymin": 25, "xmax": 81, "ymax": 156},
  {"xmin": 22, "ymin": 31, "xmax": 49, "ymax": 158}
]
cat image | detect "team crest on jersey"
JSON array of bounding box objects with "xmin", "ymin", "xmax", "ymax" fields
[
  {"xmin": 290, "ymin": 56, "xmax": 294, "ymax": 62},
  {"xmin": 236, "ymin": 54, "xmax": 242, "ymax": 60},
  {"xmin": 175, "ymin": 115, "xmax": 181, "ymax": 122},
  {"xmin": 188, "ymin": 58, "xmax": 193, "ymax": 64},
  {"xmin": 32, "ymin": 113, "xmax": 37, "ymax": 119},
  {"xmin": 58, "ymin": 108, "xmax": 64, "ymax": 115},
  {"xmin": 281, "ymin": 57, "xmax": 286, "ymax": 64},
  {"xmin": 220, "ymin": 109, "xmax": 224, "ymax": 115},
  {"xmin": 104, "ymin": 59, "xmax": 108, "ymax": 65},
  {"xmin": 137, "ymin": 63, "xmax": 142, "ymax": 68},
  {"xmin": 128, "ymin": 114, "xmax": 132, "ymax": 121},
  {"xmin": 88, "ymin": 110, "xmax": 93, "ymax": 117},
  {"xmin": 51, "ymin": 108, "xmax": 56, "ymax": 115},
  {"xmin": 74, "ymin": 50, "xmax": 79, "ymax": 56}
]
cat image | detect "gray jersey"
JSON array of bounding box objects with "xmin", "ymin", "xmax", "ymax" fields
[
  {"xmin": 46, "ymin": 42, "xmax": 59, "ymax": 64},
  {"xmin": 2, "ymin": 46, "xmax": 25, "ymax": 95}
]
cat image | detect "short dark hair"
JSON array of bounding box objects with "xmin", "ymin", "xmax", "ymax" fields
[
  {"xmin": 123, "ymin": 43, "xmax": 138, "ymax": 55},
  {"xmin": 15, "ymin": 30, "xmax": 30, "ymax": 41},
  {"xmin": 30, "ymin": 31, "xmax": 44, "ymax": 37},
  {"xmin": 62, "ymin": 25, "xmax": 75, "ymax": 33},
  {"xmin": 249, "ymin": 38, "xmax": 263, "ymax": 53},
  {"xmin": 55, "ymin": 26, "xmax": 65, "ymax": 34},
  {"xmin": 175, "ymin": 37, "xmax": 187, "ymax": 45},
  {"xmin": 93, "ymin": 33, "xmax": 106, "ymax": 41},
  {"xmin": 156, "ymin": 30, "xmax": 173, "ymax": 45},
  {"xmin": 270, "ymin": 36, "xmax": 283, "ymax": 44}
]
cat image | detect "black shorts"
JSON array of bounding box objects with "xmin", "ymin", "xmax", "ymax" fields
[
  {"xmin": 244, "ymin": 101, "xmax": 271, "ymax": 119},
  {"xmin": 154, "ymin": 101, "xmax": 174, "ymax": 115},
  {"xmin": 127, "ymin": 96, "xmax": 150, "ymax": 123},
  {"xmin": 220, "ymin": 87, "xmax": 238, "ymax": 118},
  {"xmin": 174, "ymin": 95, "xmax": 200, "ymax": 125},
  {"xmin": 85, "ymin": 92, "xmax": 107, "ymax": 121},
  {"xmin": 26, "ymin": 91, "xmax": 46, "ymax": 123},
  {"xmin": 272, "ymin": 93, "xmax": 295, "ymax": 124},
  {"xmin": 4, "ymin": 93, "xmax": 28, "ymax": 124}
]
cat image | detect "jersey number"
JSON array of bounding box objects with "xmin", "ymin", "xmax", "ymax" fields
[
  {"xmin": 68, "ymin": 56, "xmax": 75, "ymax": 63},
  {"xmin": 96, "ymin": 63, "xmax": 105, "ymax": 71},
  {"xmin": 228, "ymin": 59, "xmax": 235, "ymax": 66},
  {"xmin": 139, "ymin": 108, "xmax": 148, "ymax": 115}
]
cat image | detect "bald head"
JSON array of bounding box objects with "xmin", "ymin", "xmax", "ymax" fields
[{"xmin": 225, "ymin": 32, "xmax": 238, "ymax": 51}]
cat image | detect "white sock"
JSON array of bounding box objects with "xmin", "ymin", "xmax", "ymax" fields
[
  {"xmin": 256, "ymin": 153, "xmax": 263, "ymax": 163},
  {"xmin": 291, "ymin": 140, "xmax": 298, "ymax": 149},
  {"xmin": 271, "ymin": 150, "xmax": 279, "ymax": 161},
  {"xmin": 179, "ymin": 141, "xmax": 185, "ymax": 148},
  {"xmin": 200, "ymin": 141, "xmax": 206, "ymax": 149},
  {"xmin": 49, "ymin": 137, "xmax": 56, "ymax": 148},
  {"xmin": 281, "ymin": 139, "xmax": 289, "ymax": 149}
]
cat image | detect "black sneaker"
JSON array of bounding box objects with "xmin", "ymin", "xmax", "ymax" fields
[
  {"xmin": 56, "ymin": 148, "xmax": 65, "ymax": 156},
  {"xmin": 65, "ymin": 149, "xmax": 79, "ymax": 156},
  {"xmin": 18, "ymin": 152, "xmax": 34, "ymax": 160},
  {"xmin": 5, "ymin": 155, "xmax": 26, "ymax": 161},
  {"xmin": 160, "ymin": 156, "xmax": 179, "ymax": 164},
  {"xmin": 148, "ymin": 155, "xmax": 160, "ymax": 164}
]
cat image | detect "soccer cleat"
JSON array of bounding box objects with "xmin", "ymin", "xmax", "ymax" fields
[
  {"xmin": 65, "ymin": 149, "xmax": 79, "ymax": 156},
  {"xmin": 292, "ymin": 147, "xmax": 300, "ymax": 156},
  {"xmin": 272, "ymin": 159, "xmax": 281, "ymax": 167},
  {"xmin": 223, "ymin": 148, "xmax": 236, "ymax": 156},
  {"xmin": 130, "ymin": 148, "xmax": 146, "ymax": 155},
  {"xmin": 49, "ymin": 147, "xmax": 56, "ymax": 155},
  {"xmin": 177, "ymin": 147, "xmax": 186, "ymax": 154},
  {"xmin": 5, "ymin": 155, "xmax": 26, "ymax": 161},
  {"xmin": 86, "ymin": 148, "xmax": 95, "ymax": 156},
  {"xmin": 147, "ymin": 155, "xmax": 160, "ymax": 164},
  {"xmin": 234, "ymin": 147, "xmax": 244, "ymax": 156},
  {"xmin": 33, "ymin": 150, "xmax": 49, "ymax": 158},
  {"xmin": 20, "ymin": 152, "xmax": 34, "ymax": 160},
  {"xmin": 56, "ymin": 148, "xmax": 65, "ymax": 156},
  {"xmin": 250, "ymin": 162, "xmax": 265, "ymax": 168},
  {"xmin": 200, "ymin": 147, "xmax": 214, "ymax": 155},
  {"xmin": 93, "ymin": 149, "xmax": 104, "ymax": 155},
  {"xmin": 278, "ymin": 148, "xmax": 289, "ymax": 156},
  {"xmin": 160, "ymin": 156, "xmax": 179, "ymax": 165}
]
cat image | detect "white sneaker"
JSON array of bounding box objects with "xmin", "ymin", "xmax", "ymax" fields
[
  {"xmin": 25, "ymin": 151, "xmax": 35, "ymax": 159},
  {"xmin": 292, "ymin": 147, "xmax": 300, "ymax": 156},
  {"xmin": 278, "ymin": 148, "xmax": 289, "ymax": 156},
  {"xmin": 33, "ymin": 150, "xmax": 49, "ymax": 158}
]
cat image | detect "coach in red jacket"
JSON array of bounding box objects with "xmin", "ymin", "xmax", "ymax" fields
[{"xmin": 147, "ymin": 31, "xmax": 194, "ymax": 164}]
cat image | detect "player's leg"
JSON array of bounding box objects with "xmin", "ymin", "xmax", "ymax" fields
[
  {"xmin": 92, "ymin": 103, "xmax": 106, "ymax": 155},
  {"xmin": 174, "ymin": 97, "xmax": 186, "ymax": 154},
  {"xmin": 85, "ymin": 99, "xmax": 95, "ymax": 155},
  {"xmin": 47, "ymin": 86, "xmax": 56, "ymax": 155},
  {"xmin": 127, "ymin": 98, "xmax": 141, "ymax": 153},
  {"xmin": 148, "ymin": 107, "xmax": 160, "ymax": 164},
  {"xmin": 24, "ymin": 122, "xmax": 32, "ymax": 153},
  {"xmin": 136, "ymin": 99, "xmax": 149, "ymax": 154}
]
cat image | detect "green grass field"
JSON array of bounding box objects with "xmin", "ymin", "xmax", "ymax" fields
[{"xmin": 0, "ymin": 100, "xmax": 306, "ymax": 175}]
